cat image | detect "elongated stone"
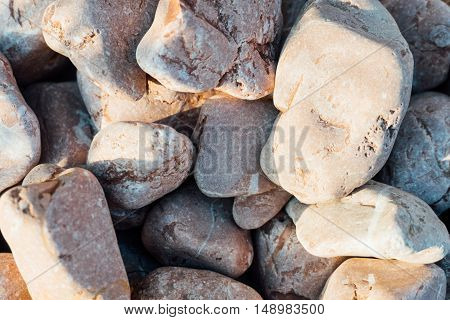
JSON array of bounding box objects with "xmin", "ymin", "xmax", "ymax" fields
[
  {"xmin": 286, "ymin": 181, "xmax": 450, "ymax": 264},
  {"xmin": 0, "ymin": 253, "xmax": 31, "ymax": 300}
]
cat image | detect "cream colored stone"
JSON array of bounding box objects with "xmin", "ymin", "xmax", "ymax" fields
[{"xmin": 286, "ymin": 181, "xmax": 450, "ymax": 264}]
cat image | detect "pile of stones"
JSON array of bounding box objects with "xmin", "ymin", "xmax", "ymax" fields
[{"xmin": 0, "ymin": 0, "xmax": 449, "ymax": 300}]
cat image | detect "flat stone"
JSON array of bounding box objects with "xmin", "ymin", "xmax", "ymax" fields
[
  {"xmin": 0, "ymin": 167, "xmax": 130, "ymax": 299},
  {"xmin": 87, "ymin": 122, "xmax": 194, "ymax": 210},
  {"xmin": 22, "ymin": 163, "xmax": 65, "ymax": 186},
  {"xmin": 286, "ymin": 181, "xmax": 450, "ymax": 264},
  {"xmin": 233, "ymin": 187, "xmax": 292, "ymax": 230},
  {"xmin": 254, "ymin": 212, "xmax": 346, "ymax": 299},
  {"xmin": 381, "ymin": 0, "xmax": 450, "ymax": 92},
  {"xmin": 321, "ymin": 258, "xmax": 447, "ymax": 300},
  {"xmin": 142, "ymin": 179, "xmax": 253, "ymax": 278},
  {"xmin": 136, "ymin": 0, "xmax": 282, "ymax": 100},
  {"xmin": 194, "ymin": 96, "xmax": 279, "ymax": 197},
  {"xmin": 262, "ymin": 0, "xmax": 414, "ymax": 204},
  {"xmin": 24, "ymin": 82, "xmax": 93, "ymax": 167},
  {"xmin": 0, "ymin": 53, "xmax": 41, "ymax": 193},
  {"xmin": 378, "ymin": 92, "xmax": 450, "ymax": 215},
  {"xmin": 132, "ymin": 267, "xmax": 262, "ymax": 300},
  {"xmin": 0, "ymin": 0, "xmax": 68, "ymax": 85},
  {"xmin": 437, "ymin": 254, "xmax": 450, "ymax": 300},
  {"xmin": 0, "ymin": 253, "xmax": 31, "ymax": 300}
]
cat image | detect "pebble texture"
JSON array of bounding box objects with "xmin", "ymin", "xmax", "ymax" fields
[
  {"xmin": 254, "ymin": 212, "xmax": 346, "ymax": 299},
  {"xmin": 0, "ymin": 168, "xmax": 130, "ymax": 299},
  {"xmin": 321, "ymin": 258, "xmax": 447, "ymax": 300},
  {"xmin": 24, "ymin": 82, "xmax": 93, "ymax": 167},
  {"xmin": 0, "ymin": 0, "xmax": 67, "ymax": 85},
  {"xmin": 87, "ymin": 122, "xmax": 194, "ymax": 210},
  {"xmin": 378, "ymin": 92, "xmax": 450, "ymax": 215},
  {"xmin": 286, "ymin": 181, "xmax": 450, "ymax": 264},
  {"xmin": 194, "ymin": 96, "xmax": 279, "ymax": 197},
  {"xmin": 233, "ymin": 187, "xmax": 292, "ymax": 230},
  {"xmin": 0, "ymin": 53, "xmax": 41, "ymax": 193},
  {"xmin": 136, "ymin": 0, "xmax": 282, "ymax": 100},
  {"xmin": 381, "ymin": 0, "xmax": 450, "ymax": 92},
  {"xmin": 132, "ymin": 267, "xmax": 262, "ymax": 300},
  {"xmin": 0, "ymin": 253, "xmax": 31, "ymax": 300},
  {"xmin": 262, "ymin": 0, "xmax": 414, "ymax": 204},
  {"xmin": 142, "ymin": 180, "xmax": 253, "ymax": 278}
]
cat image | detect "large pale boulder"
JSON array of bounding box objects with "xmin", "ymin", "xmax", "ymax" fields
[
  {"xmin": 286, "ymin": 181, "xmax": 450, "ymax": 264},
  {"xmin": 262, "ymin": 0, "xmax": 414, "ymax": 204}
]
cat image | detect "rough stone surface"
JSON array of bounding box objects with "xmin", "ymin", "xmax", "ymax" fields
[
  {"xmin": 0, "ymin": 53, "xmax": 41, "ymax": 193},
  {"xmin": 233, "ymin": 187, "xmax": 292, "ymax": 230},
  {"xmin": 0, "ymin": 0, "xmax": 68, "ymax": 85},
  {"xmin": 0, "ymin": 168, "xmax": 130, "ymax": 299},
  {"xmin": 0, "ymin": 253, "xmax": 31, "ymax": 300},
  {"xmin": 378, "ymin": 92, "xmax": 450, "ymax": 215},
  {"xmin": 437, "ymin": 254, "xmax": 450, "ymax": 300},
  {"xmin": 321, "ymin": 258, "xmax": 447, "ymax": 300},
  {"xmin": 142, "ymin": 179, "xmax": 253, "ymax": 278},
  {"xmin": 281, "ymin": 0, "xmax": 307, "ymax": 43},
  {"xmin": 136, "ymin": 0, "xmax": 282, "ymax": 100},
  {"xmin": 24, "ymin": 82, "xmax": 93, "ymax": 167},
  {"xmin": 381, "ymin": 0, "xmax": 450, "ymax": 92},
  {"xmin": 22, "ymin": 163, "xmax": 65, "ymax": 186},
  {"xmin": 87, "ymin": 122, "xmax": 194, "ymax": 210},
  {"xmin": 254, "ymin": 212, "xmax": 346, "ymax": 299},
  {"xmin": 132, "ymin": 267, "xmax": 262, "ymax": 300},
  {"xmin": 286, "ymin": 181, "xmax": 450, "ymax": 264},
  {"xmin": 262, "ymin": 0, "xmax": 414, "ymax": 204},
  {"xmin": 194, "ymin": 96, "xmax": 279, "ymax": 197},
  {"xmin": 110, "ymin": 206, "xmax": 149, "ymax": 231}
]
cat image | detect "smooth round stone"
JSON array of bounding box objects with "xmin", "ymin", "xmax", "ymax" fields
[
  {"xmin": 22, "ymin": 163, "xmax": 65, "ymax": 186},
  {"xmin": 381, "ymin": 0, "xmax": 450, "ymax": 92},
  {"xmin": 378, "ymin": 92, "xmax": 450, "ymax": 215},
  {"xmin": 321, "ymin": 258, "xmax": 447, "ymax": 300},
  {"xmin": 132, "ymin": 267, "xmax": 262, "ymax": 300},
  {"xmin": 233, "ymin": 187, "xmax": 292, "ymax": 230},
  {"xmin": 0, "ymin": 53, "xmax": 41, "ymax": 193},
  {"xmin": 87, "ymin": 122, "xmax": 194, "ymax": 210},
  {"xmin": 254, "ymin": 212, "xmax": 345, "ymax": 299},
  {"xmin": 263, "ymin": 0, "xmax": 413, "ymax": 204},
  {"xmin": 142, "ymin": 180, "xmax": 253, "ymax": 278},
  {"xmin": 24, "ymin": 82, "xmax": 93, "ymax": 167},
  {"xmin": 0, "ymin": 168, "xmax": 130, "ymax": 299},
  {"xmin": 0, "ymin": 253, "xmax": 31, "ymax": 300},
  {"xmin": 286, "ymin": 181, "xmax": 450, "ymax": 264}
]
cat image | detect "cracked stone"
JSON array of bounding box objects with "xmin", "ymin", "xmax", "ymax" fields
[{"xmin": 0, "ymin": 253, "xmax": 31, "ymax": 300}]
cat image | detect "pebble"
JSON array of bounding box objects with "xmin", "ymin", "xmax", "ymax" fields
[{"xmin": 0, "ymin": 253, "xmax": 31, "ymax": 300}]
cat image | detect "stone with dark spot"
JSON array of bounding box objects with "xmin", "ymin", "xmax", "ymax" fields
[
  {"xmin": 141, "ymin": 179, "xmax": 253, "ymax": 278},
  {"xmin": 132, "ymin": 267, "xmax": 262, "ymax": 300},
  {"xmin": 0, "ymin": 253, "xmax": 31, "ymax": 300}
]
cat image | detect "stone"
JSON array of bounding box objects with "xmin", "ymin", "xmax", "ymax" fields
[
  {"xmin": 286, "ymin": 181, "xmax": 450, "ymax": 264},
  {"xmin": 381, "ymin": 0, "xmax": 450, "ymax": 92},
  {"xmin": 87, "ymin": 122, "xmax": 194, "ymax": 210},
  {"xmin": 0, "ymin": 253, "xmax": 31, "ymax": 300},
  {"xmin": 141, "ymin": 179, "xmax": 253, "ymax": 278},
  {"xmin": 321, "ymin": 258, "xmax": 447, "ymax": 300},
  {"xmin": 110, "ymin": 205, "xmax": 149, "ymax": 231},
  {"xmin": 281, "ymin": 0, "xmax": 307, "ymax": 42},
  {"xmin": 136, "ymin": 0, "xmax": 282, "ymax": 100},
  {"xmin": 254, "ymin": 212, "xmax": 346, "ymax": 299},
  {"xmin": 233, "ymin": 187, "xmax": 292, "ymax": 230},
  {"xmin": 377, "ymin": 92, "xmax": 450, "ymax": 215},
  {"xmin": 0, "ymin": 167, "xmax": 130, "ymax": 299},
  {"xmin": 437, "ymin": 254, "xmax": 450, "ymax": 300},
  {"xmin": 262, "ymin": 0, "xmax": 414, "ymax": 204},
  {"xmin": 0, "ymin": 0, "xmax": 68, "ymax": 85},
  {"xmin": 23, "ymin": 82, "xmax": 93, "ymax": 167},
  {"xmin": 132, "ymin": 267, "xmax": 262, "ymax": 300},
  {"xmin": 22, "ymin": 163, "xmax": 65, "ymax": 186},
  {"xmin": 194, "ymin": 96, "xmax": 279, "ymax": 197},
  {"xmin": 0, "ymin": 53, "xmax": 41, "ymax": 193}
]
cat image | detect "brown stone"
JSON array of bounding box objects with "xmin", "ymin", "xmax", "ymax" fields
[
  {"xmin": 0, "ymin": 253, "xmax": 31, "ymax": 300},
  {"xmin": 254, "ymin": 212, "xmax": 345, "ymax": 299},
  {"xmin": 132, "ymin": 267, "xmax": 262, "ymax": 300},
  {"xmin": 0, "ymin": 167, "xmax": 130, "ymax": 299}
]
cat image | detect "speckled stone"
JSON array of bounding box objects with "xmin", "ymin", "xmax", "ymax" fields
[
  {"xmin": 136, "ymin": 0, "xmax": 282, "ymax": 100},
  {"xmin": 0, "ymin": 253, "xmax": 31, "ymax": 300},
  {"xmin": 254, "ymin": 212, "xmax": 346, "ymax": 299},
  {"xmin": 0, "ymin": 53, "xmax": 41, "ymax": 193},
  {"xmin": 378, "ymin": 92, "xmax": 450, "ymax": 215},
  {"xmin": 142, "ymin": 179, "xmax": 253, "ymax": 278},
  {"xmin": 0, "ymin": 168, "xmax": 130, "ymax": 299},
  {"xmin": 132, "ymin": 267, "xmax": 262, "ymax": 300},
  {"xmin": 321, "ymin": 258, "xmax": 447, "ymax": 300}
]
